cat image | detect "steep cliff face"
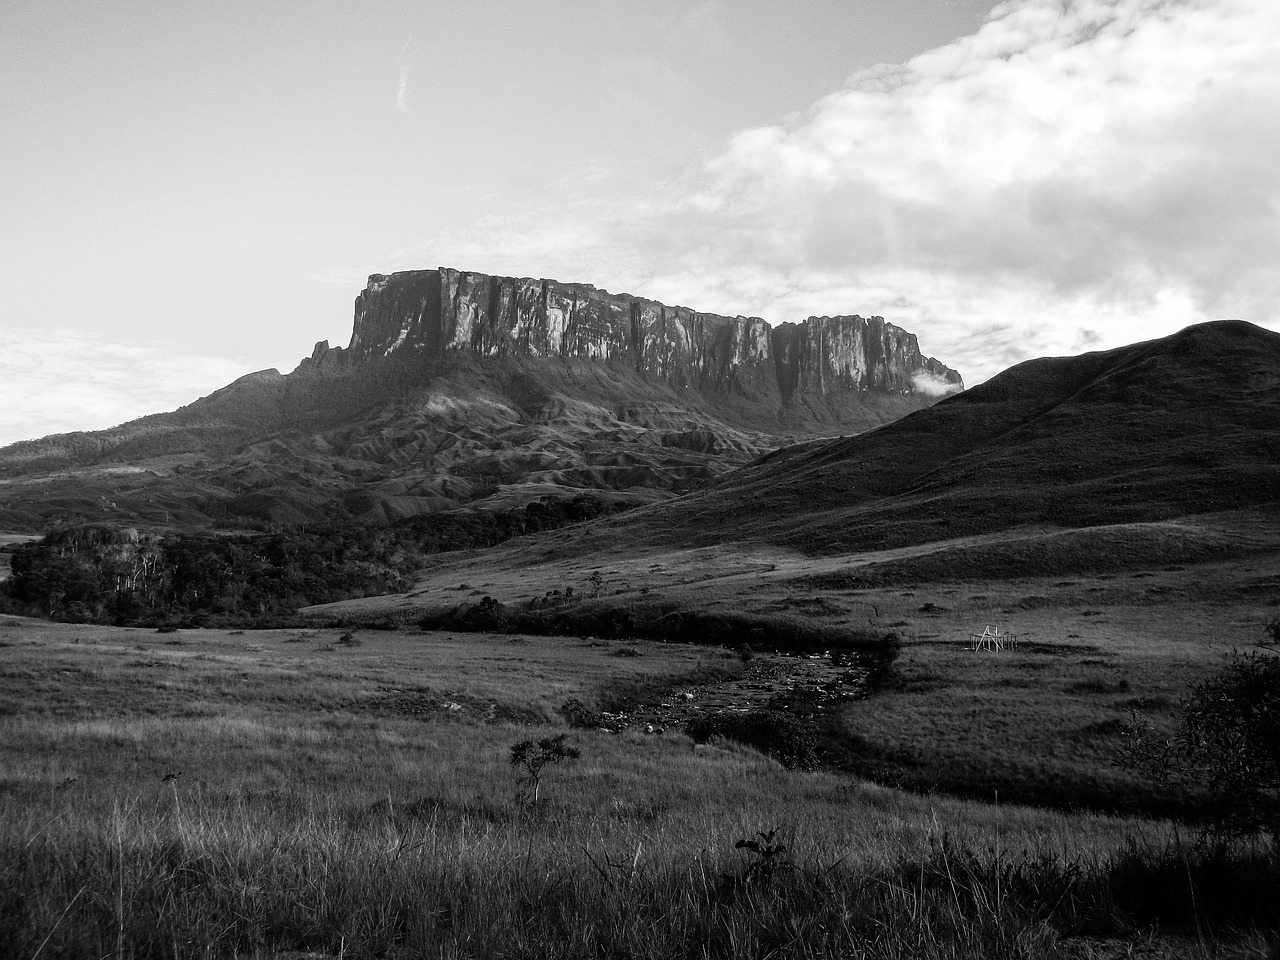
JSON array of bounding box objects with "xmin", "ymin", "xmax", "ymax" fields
[
  {"xmin": 300, "ymin": 268, "xmax": 962, "ymax": 402},
  {"xmin": 770, "ymin": 316, "xmax": 948, "ymax": 400}
]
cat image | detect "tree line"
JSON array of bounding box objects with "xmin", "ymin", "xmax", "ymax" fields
[{"xmin": 0, "ymin": 495, "xmax": 634, "ymax": 627}]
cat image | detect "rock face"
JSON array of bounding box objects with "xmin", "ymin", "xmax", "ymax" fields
[
  {"xmin": 0, "ymin": 265, "xmax": 966, "ymax": 532},
  {"xmin": 300, "ymin": 268, "xmax": 963, "ymax": 401}
]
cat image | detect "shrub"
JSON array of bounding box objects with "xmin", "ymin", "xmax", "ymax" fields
[
  {"xmin": 727, "ymin": 828, "xmax": 792, "ymax": 889},
  {"xmin": 417, "ymin": 596, "xmax": 509, "ymax": 633},
  {"xmin": 686, "ymin": 710, "xmax": 817, "ymax": 769},
  {"xmin": 558, "ymin": 698, "xmax": 602, "ymax": 729},
  {"xmin": 1121, "ymin": 641, "xmax": 1280, "ymax": 846},
  {"xmin": 509, "ymin": 734, "xmax": 581, "ymax": 805}
]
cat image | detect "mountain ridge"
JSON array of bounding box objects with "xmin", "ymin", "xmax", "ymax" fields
[
  {"xmin": 299, "ymin": 267, "xmax": 963, "ymax": 402},
  {"xmin": 0, "ymin": 267, "xmax": 964, "ymax": 531}
]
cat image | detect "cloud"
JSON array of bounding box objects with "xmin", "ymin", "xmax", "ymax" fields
[
  {"xmin": 0, "ymin": 329, "xmax": 252, "ymax": 448},
  {"xmin": 912, "ymin": 370, "xmax": 964, "ymax": 397},
  {"xmin": 633, "ymin": 0, "xmax": 1280, "ymax": 382},
  {"xmin": 395, "ymin": 37, "xmax": 412, "ymax": 114},
  {"xmin": 406, "ymin": 0, "xmax": 1276, "ymax": 388}
]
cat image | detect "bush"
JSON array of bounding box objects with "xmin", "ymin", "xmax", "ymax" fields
[
  {"xmin": 687, "ymin": 710, "xmax": 817, "ymax": 769},
  {"xmin": 1122, "ymin": 642, "xmax": 1280, "ymax": 845},
  {"xmin": 509, "ymin": 734, "xmax": 581, "ymax": 805},
  {"xmin": 558, "ymin": 698, "xmax": 602, "ymax": 729},
  {"xmin": 417, "ymin": 596, "xmax": 509, "ymax": 633}
]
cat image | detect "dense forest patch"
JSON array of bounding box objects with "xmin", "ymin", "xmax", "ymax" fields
[{"xmin": 0, "ymin": 495, "xmax": 636, "ymax": 627}]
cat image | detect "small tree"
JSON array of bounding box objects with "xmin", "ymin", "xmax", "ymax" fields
[
  {"xmin": 468, "ymin": 595, "xmax": 508, "ymax": 631},
  {"xmin": 1122, "ymin": 639, "xmax": 1280, "ymax": 849},
  {"xmin": 509, "ymin": 734, "xmax": 580, "ymax": 806}
]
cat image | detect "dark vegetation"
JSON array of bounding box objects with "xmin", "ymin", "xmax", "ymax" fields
[
  {"xmin": 0, "ymin": 496, "xmax": 634, "ymax": 627},
  {"xmin": 687, "ymin": 710, "xmax": 819, "ymax": 769},
  {"xmin": 417, "ymin": 593, "xmax": 901, "ymax": 656},
  {"xmin": 509, "ymin": 734, "xmax": 581, "ymax": 806},
  {"xmin": 1121, "ymin": 644, "xmax": 1280, "ymax": 844},
  {"xmin": 3, "ymin": 824, "xmax": 1275, "ymax": 959},
  {"xmin": 558, "ymin": 320, "xmax": 1280, "ymax": 560},
  {"xmin": 810, "ymin": 715, "xmax": 1204, "ymax": 821}
]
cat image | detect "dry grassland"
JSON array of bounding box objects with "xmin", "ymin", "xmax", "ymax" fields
[{"xmin": 2, "ymin": 613, "xmax": 1276, "ymax": 958}]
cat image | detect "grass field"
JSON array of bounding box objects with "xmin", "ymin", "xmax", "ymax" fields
[
  {"xmin": 2, "ymin": 614, "xmax": 1276, "ymax": 958},
  {"xmin": 312, "ymin": 524, "xmax": 1279, "ymax": 816}
]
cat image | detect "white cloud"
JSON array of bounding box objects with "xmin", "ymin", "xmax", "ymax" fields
[
  {"xmin": 0, "ymin": 329, "xmax": 253, "ymax": 448},
  {"xmin": 395, "ymin": 37, "xmax": 412, "ymax": 114},
  {"xmin": 912, "ymin": 370, "xmax": 963, "ymax": 397},
  {"xmin": 410, "ymin": 0, "xmax": 1278, "ymax": 386}
]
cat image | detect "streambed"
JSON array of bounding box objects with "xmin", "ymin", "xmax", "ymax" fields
[{"xmin": 603, "ymin": 650, "xmax": 873, "ymax": 733}]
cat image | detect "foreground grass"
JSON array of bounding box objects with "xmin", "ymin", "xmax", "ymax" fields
[
  {"xmin": 7, "ymin": 793, "xmax": 1277, "ymax": 959},
  {"xmin": 1, "ymin": 618, "xmax": 1275, "ymax": 958}
]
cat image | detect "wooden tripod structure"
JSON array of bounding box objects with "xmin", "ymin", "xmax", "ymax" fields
[{"xmin": 969, "ymin": 624, "xmax": 1019, "ymax": 652}]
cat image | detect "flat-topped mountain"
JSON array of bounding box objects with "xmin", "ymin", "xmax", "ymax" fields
[
  {"xmin": 303, "ymin": 267, "xmax": 961, "ymax": 403},
  {"xmin": 0, "ymin": 267, "xmax": 961, "ymax": 532}
]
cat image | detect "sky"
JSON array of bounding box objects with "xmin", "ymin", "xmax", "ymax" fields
[{"xmin": 1, "ymin": 0, "xmax": 1277, "ymax": 447}]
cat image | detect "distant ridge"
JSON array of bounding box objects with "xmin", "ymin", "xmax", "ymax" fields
[
  {"xmin": 299, "ymin": 267, "xmax": 963, "ymax": 404},
  {"xmin": 0, "ymin": 267, "xmax": 963, "ymax": 532},
  {"xmin": 591, "ymin": 318, "xmax": 1280, "ymax": 555}
]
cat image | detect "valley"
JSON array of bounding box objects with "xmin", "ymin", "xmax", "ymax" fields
[
  {"xmin": 1, "ymin": 308, "xmax": 1277, "ymax": 957},
  {"xmin": 1, "ymin": 579, "xmax": 1273, "ymax": 957}
]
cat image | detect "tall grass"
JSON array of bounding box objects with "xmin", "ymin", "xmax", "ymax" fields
[
  {"xmin": 4, "ymin": 790, "xmax": 1276, "ymax": 959},
  {"xmin": 2, "ymin": 619, "xmax": 1275, "ymax": 958}
]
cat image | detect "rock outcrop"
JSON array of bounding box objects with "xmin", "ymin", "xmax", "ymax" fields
[
  {"xmin": 298, "ymin": 268, "xmax": 963, "ymax": 401},
  {"xmin": 0, "ymin": 266, "xmax": 966, "ymax": 531}
]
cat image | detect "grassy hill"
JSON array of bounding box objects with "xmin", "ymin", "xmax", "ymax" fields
[
  {"xmin": 309, "ymin": 320, "xmax": 1280, "ymax": 620},
  {"xmin": 300, "ymin": 321, "xmax": 1280, "ymax": 821},
  {"xmin": 0, "ymin": 350, "xmax": 933, "ymax": 532}
]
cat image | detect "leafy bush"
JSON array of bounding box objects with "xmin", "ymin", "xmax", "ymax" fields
[
  {"xmin": 527, "ymin": 586, "xmax": 575, "ymax": 610},
  {"xmin": 418, "ymin": 596, "xmax": 509, "ymax": 633},
  {"xmin": 728, "ymin": 828, "xmax": 792, "ymax": 888},
  {"xmin": 1121, "ymin": 642, "xmax": 1280, "ymax": 845},
  {"xmin": 509, "ymin": 734, "xmax": 581, "ymax": 805},
  {"xmin": 687, "ymin": 710, "xmax": 817, "ymax": 769},
  {"xmin": 558, "ymin": 698, "xmax": 602, "ymax": 729}
]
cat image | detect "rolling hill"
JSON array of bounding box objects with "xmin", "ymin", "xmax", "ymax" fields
[{"xmin": 308, "ymin": 319, "xmax": 1280, "ymax": 626}]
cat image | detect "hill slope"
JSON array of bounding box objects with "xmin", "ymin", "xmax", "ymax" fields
[
  {"xmin": 308, "ymin": 319, "xmax": 1280, "ymax": 622},
  {"xmin": 0, "ymin": 268, "xmax": 961, "ymax": 532}
]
